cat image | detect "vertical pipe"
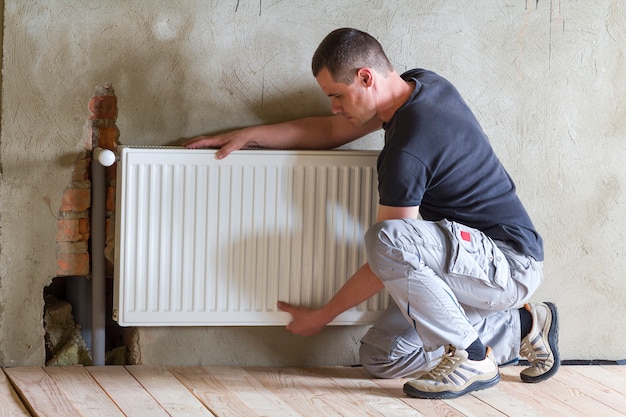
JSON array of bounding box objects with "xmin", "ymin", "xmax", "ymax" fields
[{"xmin": 91, "ymin": 148, "xmax": 115, "ymax": 366}]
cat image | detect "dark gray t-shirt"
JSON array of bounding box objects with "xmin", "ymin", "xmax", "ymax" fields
[{"xmin": 378, "ymin": 69, "xmax": 543, "ymax": 260}]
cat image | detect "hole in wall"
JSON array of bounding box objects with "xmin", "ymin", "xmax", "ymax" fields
[
  {"xmin": 44, "ymin": 83, "xmax": 127, "ymax": 367},
  {"xmin": 43, "ymin": 276, "xmax": 127, "ymax": 365}
]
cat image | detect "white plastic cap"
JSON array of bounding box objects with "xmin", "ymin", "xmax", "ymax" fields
[{"xmin": 95, "ymin": 148, "xmax": 116, "ymax": 167}]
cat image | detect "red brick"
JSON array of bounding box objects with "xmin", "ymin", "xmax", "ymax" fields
[
  {"xmin": 57, "ymin": 253, "xmax": 90, "ymax": 276},
  {"xmin": 105, "ymin": 218, "xmax": 115, "ymax": 237},
  {"xmin": 55, "ymin": 85, "xmax": 124, "ymax": 278},
  {"xmin": 59, "ymin": 188, "xmax": 91, "ymax": 213},
  {"xmin": 57, "ymin": 219, "xmax": 90, "ymax": 242},
  {"xmin": 105, "ymin": 186, "xmax": 116, "ymax": 211},
  {"xmin": 88, "ymin": 96, "xmax": 117, "ymax": 120},
  {"xmin": 97, "ymin": 127, "xmax": 120, "ymax": 150},
  {"xmin": 106, "ymin": 165, "xmax": 117, "ymax": 182},
  {"xmin": 83, "ymin": 125, "xmax": 94, "ymax": 151}
]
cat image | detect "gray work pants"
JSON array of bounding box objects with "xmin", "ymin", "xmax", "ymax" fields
[{"xmin": 359, "ymin": 219, "xmax": 543, "ymax": 378}]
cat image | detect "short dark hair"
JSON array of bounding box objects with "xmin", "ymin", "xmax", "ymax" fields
[{"xmin": 311, "ymin": 28, "xmax": 393, "ymax": 84}]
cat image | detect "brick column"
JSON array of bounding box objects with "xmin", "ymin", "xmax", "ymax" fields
[
  {"xmin": 56, "ymin": 84, "xmax": 120, "ymax": 276},
  {"xmin": 56, "ymin": 159, "xmax": 91, "ymax": 276},
  {"xmin": 88, "ymin": 84, "xmax": 119, "ymax": 275}
]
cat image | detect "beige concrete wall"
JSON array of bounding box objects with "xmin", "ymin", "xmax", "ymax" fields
[{"xmin": 1, "ymin": 0, "xmax": 624, "ymax": 366}]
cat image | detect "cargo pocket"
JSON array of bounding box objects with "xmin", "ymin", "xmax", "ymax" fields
[{"xmin": 442, "ymin": 220, "xmax": 509, "ymax": 290}]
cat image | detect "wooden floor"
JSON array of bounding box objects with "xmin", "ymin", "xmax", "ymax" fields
[{"xmin": 1, "ymin": 365, "xmax": 625, "ymax": 417}]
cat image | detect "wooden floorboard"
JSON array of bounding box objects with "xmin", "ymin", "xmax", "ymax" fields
[
  {"xmin": 1, "ymin": 365, "xmax": 625, "ymax": 417},
  {"xmin": 88, "ymin": 366, "xmax": 171, "ymax": 417},
  {"xmin": 4, "ymin": 366, "xmax": 85, "ymax": 417},
  {"xmin": 0, "ymin": 368, "xmax": 30, "ymax": 416},
  {"xmin": 127, "ymin": 365, "xmax": 215, "ymax": 417},
  {"xmin": 43, "ymin": 366, "xmax": 126, "ymax": 417}
]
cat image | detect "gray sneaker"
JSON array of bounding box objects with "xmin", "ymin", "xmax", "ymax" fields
[
  {"xmin": 403, "ymin": 346, "xmax": 500, "ymax": 399},
  {"xmin": 519, "ymin": 302, "xmax": 560, "ymax": 383}
]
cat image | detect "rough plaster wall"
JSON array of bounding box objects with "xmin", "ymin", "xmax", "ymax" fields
[{"xmin": 0, "ymin": 0, "xmax": 624, "ymax": 366}]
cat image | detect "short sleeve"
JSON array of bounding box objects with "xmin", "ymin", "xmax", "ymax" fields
[{"xmin": 377, "ymin": 149, "xmax": 429, "ymax": 207}]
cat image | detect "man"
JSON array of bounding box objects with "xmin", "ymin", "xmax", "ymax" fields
[{"xmin": 185, "ymin": 28, "xmax": 559, "ymax": 399}]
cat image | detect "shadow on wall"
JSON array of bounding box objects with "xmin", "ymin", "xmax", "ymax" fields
[
  {"xmin": 80, "ymin": 16, "xmax": 331, "ymax": 146},
  {"xmin": 171, "ymin": 85, "xmax": 331, "ymax": 146}
]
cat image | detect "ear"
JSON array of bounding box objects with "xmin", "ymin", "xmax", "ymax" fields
[{"xmin": 356, "ymin": 68, "xmax": 374, "ymax": 87}]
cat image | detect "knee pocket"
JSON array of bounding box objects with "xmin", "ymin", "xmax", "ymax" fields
[{"xmin": 360, "ymin": 326, "xmax": 422, "ymax": 362}]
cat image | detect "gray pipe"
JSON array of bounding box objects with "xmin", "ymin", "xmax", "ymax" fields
[{"xmin": 91, "ymin": 148, "xmax": 115, "ymax": 366}]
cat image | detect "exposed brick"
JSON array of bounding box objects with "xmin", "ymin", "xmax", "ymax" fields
[
  {"xmin": 80, "ymin": 218, "xmax": 89, "ymax": 231},
  {"xmin": 57, "ymin": 253, "xmax": 90, "ymax": 276},
  {"xmin": 106, "ymin": 186, "xmax": 116, "ymax": 211},
  {"xmin": 57, "ymin": 211, "xmax": 88, "ymax": 220},
  {"xmin": 106, "ymin": 165, "xmax": 117, "ymax": 182},
  {"xmin": 105, "ymin": 216, "xmax": 115, "ymax": 235},
  {"xmin": 56, "ymin": 84, "xmax": 121, "ymax": 278},
  {"xmin": 57, "ymin": 219, "xmax": 90, "ymax": 242},
  {"xmin": 83, "ymin": 125, "xmax": 94, "ymax": 151},
  {"xmin": 71, "ymin": 180, "xmax": 91, "ymax": 190},
  {"xmin": 59, "ymin": 188, "xmax": 91, "ymax": 213},
  {"xmin": 105, "ymin": 217, "xmax": 115, "ymax": 267},
  {"xmin": 88, "ymin": 95, "xmax": 118, "ymax": 120},
  {"xmin": 97, "ymin": 127, "xmax": 120, "ymax": 151},
  {"xmin": 57, "ymin": 241, "xmax": 89, "ymax": 254},
  {"xmin": 71, "ymin": 157, "xmax": 90, "ymax": 182}
]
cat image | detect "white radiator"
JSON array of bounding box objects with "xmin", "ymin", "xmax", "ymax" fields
[{"xmin": 113, "ymin": 146, "xmax": 388, "ymax": 326}]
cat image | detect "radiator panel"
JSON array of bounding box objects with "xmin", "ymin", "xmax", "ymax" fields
[{"xmin": 113, "ymin": 146, "xmax": 387, "ymax": 326}]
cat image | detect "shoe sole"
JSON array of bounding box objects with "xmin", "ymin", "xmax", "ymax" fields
[
  {"xmin": 403, "ymin": 373, "xmax": 501, "ymax": 400},
  {"xmin": 521, "ymin": 301, "xmax": 561, "ymax": 383}
]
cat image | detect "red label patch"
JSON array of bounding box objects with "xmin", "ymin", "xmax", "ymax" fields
[{"xmin": 460, "ymin": 231, "xmax": 471, "ymax": 242}]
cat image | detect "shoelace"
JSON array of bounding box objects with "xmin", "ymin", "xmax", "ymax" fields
[
  {"xmin": 520, "ymin": 336, "xmax": 546, "ymax": 369},
  {"xmin": 424, "ymin": 349, "xmax": 460, "ymax": 381}
]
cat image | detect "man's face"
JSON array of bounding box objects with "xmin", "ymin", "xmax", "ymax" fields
[{"xmin": 315, "ymin": 68, "xmax": 376, "ymax": 126}]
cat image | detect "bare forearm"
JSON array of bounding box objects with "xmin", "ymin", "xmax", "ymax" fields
[
  {"xmin": 185, "ymin": 115, "xmax": 381, "ymax": 158},
  {"xmin": 239, "ymin": 115, "xmax": 377, "ymax": 149},
  {"xmin": 277, "ymin": 263, "xmax": 384, "ymax": 336},
  {"xmin": 317, "ymin": 263, "xmax": 385, "ymax": 323}
]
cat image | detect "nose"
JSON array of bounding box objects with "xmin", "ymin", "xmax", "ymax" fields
[{"xmin": 330, "ymin": 99, "xmax": 342, "ymax": 114}]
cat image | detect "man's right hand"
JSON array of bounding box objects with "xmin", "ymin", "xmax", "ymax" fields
[
  {"xmin": 182, "ymin": 115, "xmax": 380, "ymax": 159},
  {"xmin": 183, "ymin": 128, "xmax": 257, "ymax": 159}
]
